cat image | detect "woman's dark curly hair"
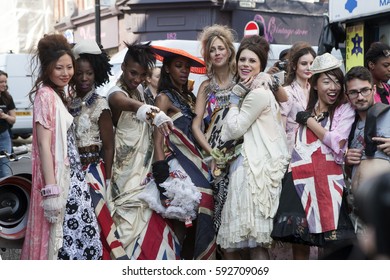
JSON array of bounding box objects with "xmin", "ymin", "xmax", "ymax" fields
[
  {"xmin": 77, "ymin": 47, "xmax": 112, "ymax": 88},
  {"xmin": 365, "ymin": 41, "xmax": 390, "ymax": 67}
]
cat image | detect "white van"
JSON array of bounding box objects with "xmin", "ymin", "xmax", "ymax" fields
[
  {"xmin": 98, "ymin": 40, "xmax": 344, "ymax": 96},
  {"xmin": 0, "ymin": 53, "xmax": 35, "ymax": 139}
]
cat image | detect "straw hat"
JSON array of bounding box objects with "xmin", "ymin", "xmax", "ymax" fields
[
  {"xmin": 150, "ymin": 45, "xmax": 206, "ymax": 74},
  {"xmin": 72, "ymin": 40, "xmax": 102, "ymax": 59},
  {"xmin": 309, "ymin": 52, "xmax": 342, "ymax": 74}
]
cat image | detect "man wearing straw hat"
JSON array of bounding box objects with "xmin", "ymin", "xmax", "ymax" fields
[{"xmin": 105, "ymin": 41, "xmax": 179, "ymax": 259}]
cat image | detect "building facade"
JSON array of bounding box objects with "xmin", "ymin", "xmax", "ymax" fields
[{"xmin": 54, "ymin": 0, "xmax": 330, "ymax": 55}]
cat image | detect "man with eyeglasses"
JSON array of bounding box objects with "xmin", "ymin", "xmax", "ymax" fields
[{"xmin": 344, "ymin": 66, "xmax": 390, "ymax": 235}]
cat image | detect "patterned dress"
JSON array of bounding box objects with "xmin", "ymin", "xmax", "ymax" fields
[
  {"xmin": 69, "ymin": 89, "xmax": 128, "ymax": 260},
  {"xmin": 161, "ymin": 90, "xmax": 216, "ymax": 259},
  {"xmin": 58, "ymin": 124, "xmax": 102, "ymax": 259},
  {"xmin": 106, "ymin": 82, "xmax": 179, "ymax": 260},
  {"xmin": 271, "ymin": 103, "xmax": 356, "ymax": 247},
  {"xmin": 203, "ymin": 77, "xmax": 242, "ymax": 232},
  {"xmin": 21, "ymin": 86, "xmax": 102, "ymax": 260}
]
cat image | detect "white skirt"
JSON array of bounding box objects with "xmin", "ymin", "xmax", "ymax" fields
[{"xmin": 216, "ymin": 154, "xmax": 274, "ymax": 250}]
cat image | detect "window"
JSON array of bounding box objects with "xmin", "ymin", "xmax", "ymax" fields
[{"xmin": 83, "ymin": 0, "xmax": 94, "ymax": 9}]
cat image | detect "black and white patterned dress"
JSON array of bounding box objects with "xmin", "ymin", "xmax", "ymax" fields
[{"xmin": 57, "ymin": 124, "xmax": 103, "ymax": 260}]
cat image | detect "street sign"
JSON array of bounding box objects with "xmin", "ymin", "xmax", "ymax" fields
[{"xmin": 244, "ymin": 21, "xmax": 263, "ymax": 37}]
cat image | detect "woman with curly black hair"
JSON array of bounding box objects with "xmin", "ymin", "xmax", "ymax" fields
[
  {"xmin": 70, "ymin": 40, "xmax": 114, "ymax": 186},
  {"xmin": 69, "ymin": 40, "xmax": 127, "ymax": 259}
]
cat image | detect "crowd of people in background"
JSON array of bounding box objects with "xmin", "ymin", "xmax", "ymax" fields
[{"xmin": 11, "ymin": 23, "xmax": 390, "ymax": 260}]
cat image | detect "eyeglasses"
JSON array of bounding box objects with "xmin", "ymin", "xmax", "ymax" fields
[{"xmin": 347, "ymin": 87, "xmax": 373, "ymax": 99}]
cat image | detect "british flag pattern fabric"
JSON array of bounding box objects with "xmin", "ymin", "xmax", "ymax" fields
[{"xmin": 291, "ymin": 122, "xmax": 344, "ymax": 234}]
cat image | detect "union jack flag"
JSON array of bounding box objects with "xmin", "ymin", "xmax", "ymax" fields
[
  {"xmin": 291, "ymin": 125, "xmax": 345, "ymax": 234},
  {"xmin": 131, "ymin": 212, "xmax": 181, "ymax": 260}
]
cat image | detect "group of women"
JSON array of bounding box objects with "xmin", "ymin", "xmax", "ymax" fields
[{"xmin": 18, "ymin": 23, "xmax": 390, "ymax": 259}]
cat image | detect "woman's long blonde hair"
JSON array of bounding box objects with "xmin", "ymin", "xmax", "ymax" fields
[{"xmin": 198, "ymin": 24, "xmax": 237, "ymax": 78}]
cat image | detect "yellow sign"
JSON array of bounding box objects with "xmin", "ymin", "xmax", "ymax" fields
[
  {"xmin": 16, "ymin": 111, "xmax": 32, "ymax": 116},
  {"xmin": 345, "ymin": 23, "xmax": 364, "ymax": 72}
]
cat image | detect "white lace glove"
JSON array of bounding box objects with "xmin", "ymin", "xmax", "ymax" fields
[
  {"xmin": 136, "ymin": 104, "xmax": 159, "ymax": 124},
  {"xmin": 153, "ymin": 111, "xmax": 173, "ymax": 127},
  {"xmin": 40, "ymin": 184, "xmax": 63, "ymax": 224},
  {"xmin": 136, "ymin": 104, "xmax": 173, "ymax": 128},
  {"xmin": 250, "ymin": 72, "xmax": 273, "ymax": 91}
]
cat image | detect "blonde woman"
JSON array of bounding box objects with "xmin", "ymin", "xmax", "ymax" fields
[{"xmin": 192, "ymin": 24, "xmax": 238, "ymax": 233}]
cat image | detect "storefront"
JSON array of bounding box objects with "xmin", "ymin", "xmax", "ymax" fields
[
  {"xmin": 55, "ymin": 0, "xmax": 228, "ymax": 53},
  {"xmin": 120, "ymin": 0, "xmax": 228, "ymax": 43},
  {"xmin": 329, "ymin": 0, "xmax": 390, "ymax": 71},
  {"xmin": 223, "ymin": 0, "xmax": 328, "ymax": 45}
]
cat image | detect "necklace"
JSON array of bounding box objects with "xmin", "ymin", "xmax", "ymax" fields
[
  {"xmin": 210, "ymin": 75, "xmax": 235, "ymax": 92},
  {"xmin": 207, "ymin": 76, "xmax": 235, "ymax": 108},
  {"xmin": 69, "ymin": 89, "xmax": 97, "ymax": 116}
]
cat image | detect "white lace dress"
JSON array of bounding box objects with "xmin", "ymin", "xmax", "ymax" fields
[{"xmin": 217, "ymin": 76, "xmax": 290, "ymax": 250}]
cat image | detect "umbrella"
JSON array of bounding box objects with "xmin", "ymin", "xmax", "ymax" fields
[{"xmin": 150, "ymin": 45, "xmax": 206, "ymax": 74}]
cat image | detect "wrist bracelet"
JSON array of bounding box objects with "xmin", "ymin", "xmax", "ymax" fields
[
  {"xmin": 146, "ymin": 107, "xmax": 160, "ymax": 124},
  {"xmin": 41, "ymin": 184, "xmax": 61, "ymax": 197},
  {"xmin": 270, "ymin": 75, "xmax": 281, "ymax": 93}
]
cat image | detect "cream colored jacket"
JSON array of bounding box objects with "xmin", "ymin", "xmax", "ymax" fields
[{"xmin": 221, "ymin": 86, "xmax": 290, "ymax": 217}]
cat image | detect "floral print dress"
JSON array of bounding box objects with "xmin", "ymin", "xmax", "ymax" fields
[{"xmin": 57, "ymin": 124, "xmax": 103, "ymax": 260}]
